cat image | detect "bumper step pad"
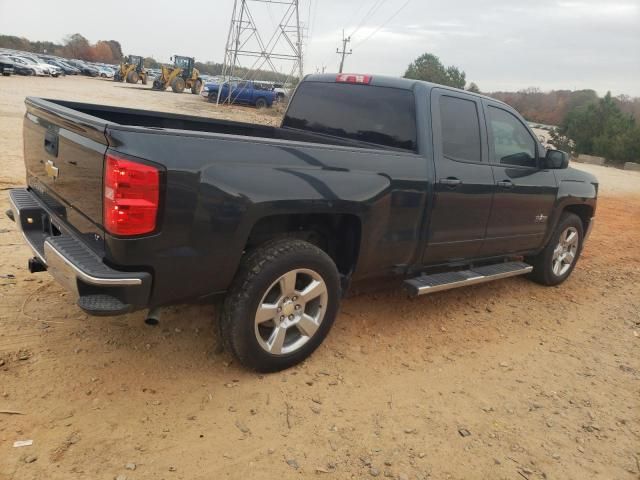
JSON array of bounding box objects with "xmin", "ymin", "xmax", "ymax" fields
[{"xmin": 9, "ymin": 188, "xmax": 151, "ymax": 316}]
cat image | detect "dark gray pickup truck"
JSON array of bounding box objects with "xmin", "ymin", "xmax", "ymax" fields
[{"xmin": 7, "ymin": 73, "xmax": 597, "ymax": 371}]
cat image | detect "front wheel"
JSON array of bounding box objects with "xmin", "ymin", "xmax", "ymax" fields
[
  {"xmin": 527, "ymin": 212, "xmax": 584, "ymax": 286},
  {"xmin": 255, "ymin": 97, "xmax": 267, "ymax": 109},
  {"xmin": 221, "ymin": 239, "xmax": 340, "ymax": 372}
]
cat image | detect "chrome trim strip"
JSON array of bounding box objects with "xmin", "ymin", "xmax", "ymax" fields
[
  {"xmin": 413, "ymin": 266, "xmax": 533, "ymax": 295},
  {"xmin": 43, "ymin": 241, "xmax": 142, "ymax": 287},
  {"xmin": 9, "ymin": 193, "xmax": 47, "ymax": 265}
]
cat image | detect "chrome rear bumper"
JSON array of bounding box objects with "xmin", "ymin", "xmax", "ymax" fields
[{"xmin": 8, "ymin": 188, "xmax": 151, "ymax": 315}]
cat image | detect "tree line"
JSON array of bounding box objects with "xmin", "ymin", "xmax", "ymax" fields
[
  {"xmin": 0, "ymin": 34, "xmax": 292, "ymax": 83},
  {"xmin": 403, "ymin": 52, "xmax": 640, "ymax": 164},
  {"xmin": 0, "ymin": 34, "xmax": 123, "ymax": 64},
  {"xmin": 144, "ymin": 57, "xmax": 291, "ymax": 83}
]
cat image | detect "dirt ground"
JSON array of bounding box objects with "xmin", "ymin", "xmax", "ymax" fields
[{"xmin": 0, "ymin": 75, "xmax": 639, "ymax": 480}]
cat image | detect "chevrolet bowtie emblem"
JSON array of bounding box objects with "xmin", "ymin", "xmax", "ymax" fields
[
  {"xmin": 45, "ymin": 159, "xmax": 59, "ymax": 180},
  {"xmin": 535, "ymin": 213, "xmax": 548, "ymax": 223}
]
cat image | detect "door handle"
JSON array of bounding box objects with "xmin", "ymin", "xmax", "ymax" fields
[
  {"xmin": 439, "ymin": 177, "xmax": 462, "ymax": 187},
  {"xmin": 497, "ymin": 180, "xmax": 514, "ymax": 189}
]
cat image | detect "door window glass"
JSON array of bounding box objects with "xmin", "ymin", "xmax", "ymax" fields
[
  {"xmin": 488, "ymin": 106, "xmax": 537, "ymax": 167},
  {"xmin": 439, "ymin": 95, "xmax": 482, "ymax": 162}
]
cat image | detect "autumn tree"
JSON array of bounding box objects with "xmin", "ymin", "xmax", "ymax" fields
[{"xmin": 63, "ymin": 33, "xmax": 91, "ymax": 59}]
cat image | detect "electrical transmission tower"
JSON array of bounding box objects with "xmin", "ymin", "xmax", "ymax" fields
[{"xmin": 219, "ymin": 0, "xmax": 304, "ymax": 103}]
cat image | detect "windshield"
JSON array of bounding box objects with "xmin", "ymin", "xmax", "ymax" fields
[
  {"xmin": 16, "ymin": 57, "xmax": 37, "ymax": 64},
  {"xmin": 175, "ymin": 57, "xmax": 191, "ymax": 69}
]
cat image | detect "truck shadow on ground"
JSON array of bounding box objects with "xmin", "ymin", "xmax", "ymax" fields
[{"xmin": 56, "ymin": 274, "xmax": 546, "ymax": 377}]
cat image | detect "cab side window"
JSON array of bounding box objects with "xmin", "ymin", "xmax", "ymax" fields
[
  {"xmin": 487, "ymin": 106, "xmax": 537, "ymax": 168},
  {"xmin": 439, "ymin": 96, "xmax": 482, "ymax": 163}
]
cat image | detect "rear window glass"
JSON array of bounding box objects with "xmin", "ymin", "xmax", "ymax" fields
[
  {"xmin": 283, "ymin": 82, "xmax": 417, "ymax": 151},
  {"xmin": 439, "ymin": 95, "xmax": 482, "ymax": 162}
]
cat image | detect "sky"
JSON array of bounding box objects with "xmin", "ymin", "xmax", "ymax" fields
[{"xmin": 1, "ymin": 0, "xmax": 639, "ymax": 96}]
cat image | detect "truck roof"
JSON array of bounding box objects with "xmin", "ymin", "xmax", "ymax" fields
[{"xmin": 303, "ymin": 73, "xmax": 505, "ymax": 107}]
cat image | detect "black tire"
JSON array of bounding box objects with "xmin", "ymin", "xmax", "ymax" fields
[
  {"xmin": 527, "ymin": 212, "xmax": 584, "ymax": 286},
  {"xmin": 29, "ymin": 69, "xmax": 36, "ymax": 76},
  {"xmin": 255, "ymin": 97, "xmax": 267, "ymax": 109},
  {"xmin": 191, "ymin": 79, "xmax": 202, "ymax": 94},
  {"xmin": 221, "ymin": 239, "xmax": 341, "ymax": 372},
  {"xmin": 152, "ymin": 79, "xmax": 164, "ymax": 90},
  {"xmin": 171, "ymin": 77, "xmax": 185, "ymax": 93}
]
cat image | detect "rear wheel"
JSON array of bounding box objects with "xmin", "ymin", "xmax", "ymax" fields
[
  {"xmin": 255, "ymin": 97, "xmax": 267, "ymax": 109},
  {"xmin": 527, "ymin": 212, "xmax": 584, "ymax": 286},
  {"xmin": 152, "ymin": 79, "xmax": 164, "ymax": 90},
  {"xmin": 221, "ymin": 239, "xmax": 340, "ymax": 372},
  {"xmin": 171, "ymin": 77, "xmax": 186, "ymax": 93}
]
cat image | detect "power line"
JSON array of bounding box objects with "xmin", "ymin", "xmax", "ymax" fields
[
  {"xmin": 353, "ymin": 0, "xmax": 412, "ymax": 48},
  {"xmin": 350, "ymin": 0, "xmax": 388, "ymax": 38}
]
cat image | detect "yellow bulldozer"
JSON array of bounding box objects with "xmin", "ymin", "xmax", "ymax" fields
[
  {"xmin": 114, "ymin": 55, "xmax": 148, "ymax": 84},
  {"xmin": 151, "ymin": 55, "xmax": 202, "ymax": 94}
]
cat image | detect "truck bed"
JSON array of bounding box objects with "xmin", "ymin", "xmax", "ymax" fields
[{"xmin": 41, "ymin": 98, "xmax": 385, "ymax": 150}]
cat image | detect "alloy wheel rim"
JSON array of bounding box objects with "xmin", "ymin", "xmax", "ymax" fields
[
  {"xmin": 552, "ymin": 226, "xmax": 579, "ymax": 276},
  {"xmin": 254, "ymin": 268, "xmax": 328, "ymax": 356}
]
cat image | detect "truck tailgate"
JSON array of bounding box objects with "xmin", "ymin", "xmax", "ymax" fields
[{"xmin": 23, "ymin": 97, "xmax": 108, "ymax": 252}]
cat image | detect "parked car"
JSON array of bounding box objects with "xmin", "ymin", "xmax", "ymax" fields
[
  {"xmin": 66, "ymin": 59, "xmax": 99, "ymax": 76},
  {"xmin": 96, "ymin": 66, "xmax": 115, "ymax": 78},
  {"xmin": 7, "ymin": 73, "xmax": 597, "ymax": 372},
  {"xmin": 16, "ymin": 54, "xmax": 61, "ymax": 77},
  {"xmin": 0, "ymin": 57, "xmax": 14, "ymax": 76},
  {"xmin": 5, "ymin": 55, "xmax": 50, "ymax": 76},
  {"xmin": 43, "ymin": 58, "xmax": 79, "ymax": 75},
  {"xmin": 205, "ymin": 80, "xmax": 277, "ymax": 108},
  {"xmin": 0, "ymin": 56, "xmax": 34, "ymax": 75}
]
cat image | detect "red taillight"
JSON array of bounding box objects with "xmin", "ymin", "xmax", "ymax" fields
[
  {"xmin": 335, "ymin": 73, "xmax": 372, "ymax": 84},
  {"xmin": 104, "ymin": 154, "xmax": 160, "ymax": 236}
]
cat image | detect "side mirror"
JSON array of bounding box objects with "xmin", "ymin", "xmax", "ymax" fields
[{"xmin": 545, "ymin": 149, "xmax": 569, "ymax": 169}]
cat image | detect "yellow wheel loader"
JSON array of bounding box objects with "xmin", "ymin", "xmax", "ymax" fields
[
  {"xmin": 114, "ymin": 55, "xmax": 148, "ymax": 85},
  {"xmin": 151, "ymin": 55, "xmax": 202, "ymax": 94}
]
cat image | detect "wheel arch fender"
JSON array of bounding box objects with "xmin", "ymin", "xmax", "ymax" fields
[{"xmin": 543, "ymin": 180, "xmax": 597, "ymax": 247}]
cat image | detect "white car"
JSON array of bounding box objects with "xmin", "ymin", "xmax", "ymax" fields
[
  {"xmin": 9, "ymin": 56, "xmax": 53, "ymax": 76},
  {"xmin": 97, "ymin": 66, "xmax": 115, "ymax": 78}
]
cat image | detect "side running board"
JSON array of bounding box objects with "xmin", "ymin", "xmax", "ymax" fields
[{"xmin": 404, "ymin": 261, "xmax": 533, "ymax": 296}]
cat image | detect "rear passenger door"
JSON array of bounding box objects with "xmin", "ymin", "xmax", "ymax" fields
[
  {"xmin": 479, "ymin": 101, "xmax": 558, "ymax": 255},
  {"xmin": 422, "ymin": 89, "xmax": 495, "ymax": 264}
]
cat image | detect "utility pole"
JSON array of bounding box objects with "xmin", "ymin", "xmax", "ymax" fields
[{"xmin": 336, "ymin": 30, "xmax": 351, "ymax": 73}]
